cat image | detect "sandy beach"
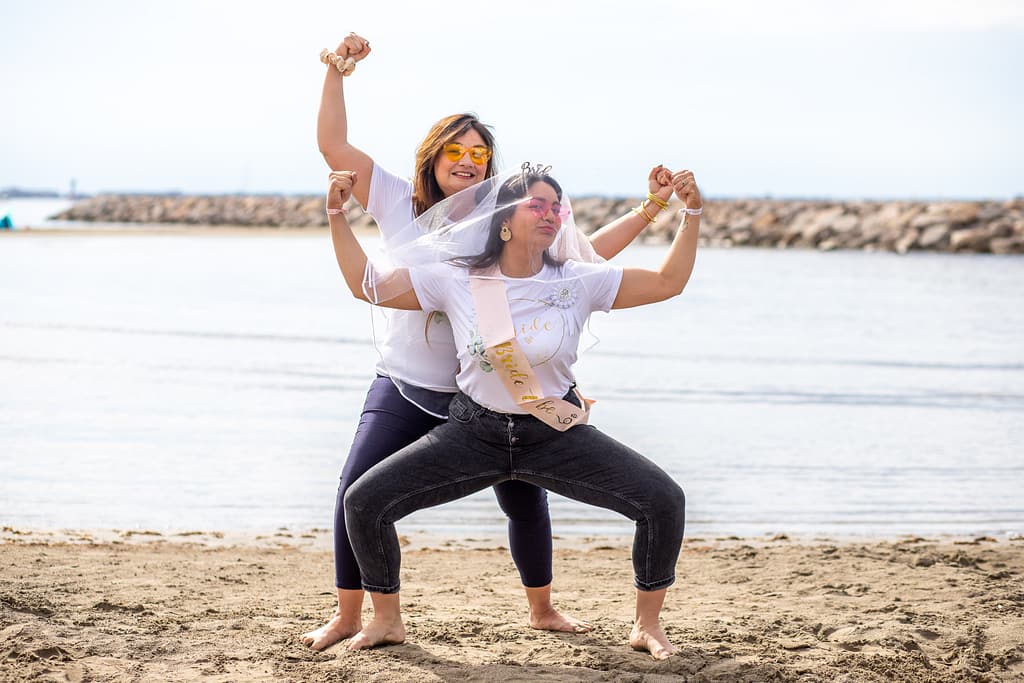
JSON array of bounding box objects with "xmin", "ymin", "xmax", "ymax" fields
[{"xmin": 2, "ymin": 529, "xmax": 1022, "ymax": 682}]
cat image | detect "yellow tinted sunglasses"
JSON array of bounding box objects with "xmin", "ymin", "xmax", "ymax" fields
[{"xmin": 442, "ymin": 143, "xmax": 492, "ymax": 165}]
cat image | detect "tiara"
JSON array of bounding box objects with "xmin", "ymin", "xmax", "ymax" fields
[{"xmin": 520, "ymin": 162, "xmax": 553, "ymax": 182}]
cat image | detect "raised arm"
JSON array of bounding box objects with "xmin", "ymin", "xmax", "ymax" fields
[
  {"xmin": 318, "ymin": 33, "xmax": 375, "ymax": 208},
  {"xmin": 327, "ymin": 171, "xmax": 422, "ymax": 311},
  {"xmin": 612, "ymin": 170, "xmax": 702, "ymax": 309},
  {"xmin": 587, "ymin": 165, "xmax": 675, "ymax": 260}
]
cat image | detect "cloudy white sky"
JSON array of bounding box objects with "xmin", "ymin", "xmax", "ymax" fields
[{"xmin": 2, "ymin": 0, "xmax": 1022, "ymax": 199}]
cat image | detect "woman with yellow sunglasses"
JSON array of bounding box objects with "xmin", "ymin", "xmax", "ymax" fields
[{"xmin": 302, "ymin": 31, "xmax": 674, "ymax": 652}]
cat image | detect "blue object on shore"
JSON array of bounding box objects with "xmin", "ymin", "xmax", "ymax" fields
[{"xmin": 0, "ymin": 214, "xmax": 13, "ymax": 230}]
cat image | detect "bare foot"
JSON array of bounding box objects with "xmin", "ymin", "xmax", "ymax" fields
[
  {"xmin": 346, "ymin": 617, "xmax": 406, "ymax": 650},
  {"xmin": 629, "ymin": 622, "xmax": 677, "ymax": 660},
  {"xmin": 300, "ymin": 613, "xmax": 362, "ymax": 651},
  {"xmin": 529, "ymin": 607, "xmax": 593, "ymax": 633}
]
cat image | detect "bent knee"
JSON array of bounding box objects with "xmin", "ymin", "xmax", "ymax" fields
[
  {"xmin": 343, "ymin": 479, "xmax": 374, "ymax": 519},
  {"xmin": 654, "ymin": 480, "xmax": 686, "ymax": 527}
]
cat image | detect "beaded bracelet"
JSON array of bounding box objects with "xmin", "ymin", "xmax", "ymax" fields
[{"xmin": 319, "ymin": 49, "xmax": 357, "ymax": 76}]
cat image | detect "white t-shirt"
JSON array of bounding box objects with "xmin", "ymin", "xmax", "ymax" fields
[
  {"xmin": 367, "ymin": 163, "xmax": 460, "ymax": 392},
  {"xmin": 409, "ymin": 261, "xmax": 623, "ymax": 414}
]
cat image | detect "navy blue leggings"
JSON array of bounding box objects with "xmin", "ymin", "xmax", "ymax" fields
[{"xmin": 333, "ymin": 376, "xmax": 554, "ymax": 589}]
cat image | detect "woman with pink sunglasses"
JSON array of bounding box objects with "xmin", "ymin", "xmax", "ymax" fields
[
  {"xmin": 302, "ymin": 32, "xmax": 675, "ymax": 652},
  {"xmin": 326, "ymin": 163, "xmax": 701, "ymax": 659}
]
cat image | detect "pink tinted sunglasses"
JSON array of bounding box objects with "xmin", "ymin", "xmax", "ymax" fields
[{"xmin": 523, "ymin": 197, "xmax": 570, "ymax": 223}]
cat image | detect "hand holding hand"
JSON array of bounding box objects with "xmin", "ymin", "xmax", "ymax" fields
[
  {"xmin": 671, "ymin": 170, "xmax": 702, "ymax": 210},
  {"xmin": 327, "ymin": 171, "xmax": 358, "ymax": 211},
  {"xmin": 648, "ymin": 165, "xmax": 674, "ymax": 204},
  {"xmin": 335, "ymin": 32, "xmax": 371, "ymax": 62}
]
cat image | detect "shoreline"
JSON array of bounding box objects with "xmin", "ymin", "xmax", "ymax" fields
[
  {"xmin": 0, "ymin": 223, "xmax": 346, "ymax": 237},
  {"xmin": 5, "ymin": 524, "xmax": 1022, "ymax": 551},
  {"xmin": 3, "ymin": 530, "xmax": 1022, "ymax": 681},
  {"xmin": 38, "ymin": 194, "xmax": 1024, "ymax": 254}
]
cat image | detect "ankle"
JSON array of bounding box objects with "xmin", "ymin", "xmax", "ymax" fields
[
  {"xmin": 366, "ymin": 614, "xmax": 401, "ymax": 630},
  {"xmin": 530, "ymin": 603, "xmax": 557, "ymax": 618},
  {"xmin": 329, "ymin": 610, "xmax": 357, "ymax": 622},
  {"xmin": 633, "ymin": 616, "xmax": 662, "ymax": 632}
]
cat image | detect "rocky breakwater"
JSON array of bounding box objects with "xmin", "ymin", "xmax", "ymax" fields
[
  {"xmin": 571, "ymin": 197, "xmax": 1024, "ymax": 254},
  {"xmin": 54, "ymin": 194, "xmax": 1024, "ymax": 253},
  {"xmin": 52, "ymin": 194, "xmax": 362, "ymax": 230}
]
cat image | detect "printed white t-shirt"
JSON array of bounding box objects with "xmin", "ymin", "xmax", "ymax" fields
[
  {"xmin": 367, "ymin": 163, "xmax": 460, "ymax": 393},
  {"xmin": 409, "ymin": 260, "xmax": 623, "ymax": 414}
]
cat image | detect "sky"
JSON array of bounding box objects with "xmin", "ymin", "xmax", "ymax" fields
[{"xmin": 1, "ymin": 0, "xmax": 1022, "ymax": 200}]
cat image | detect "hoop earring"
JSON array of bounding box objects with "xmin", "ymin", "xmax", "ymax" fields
[{"xmin": 500, "ymin": 224, "xmax": 512, "ymax": 242}]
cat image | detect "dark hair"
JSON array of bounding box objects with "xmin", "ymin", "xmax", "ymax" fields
[
  {"xmin": 412, "ymin": 113, "xmax": 497, "ymax": 217},
  {"xmin": 457, "ymin": 172, "xmax": 564, "ymax": 270}
]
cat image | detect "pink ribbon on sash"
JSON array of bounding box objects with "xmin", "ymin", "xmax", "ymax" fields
[{"xmin": 469, "ymin": 270, "xmax": 592, "ymax": 432}]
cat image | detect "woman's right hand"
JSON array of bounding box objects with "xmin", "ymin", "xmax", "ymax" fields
[
  {"xmin": 327, "ymin": 171, "xmax": 358, "ymax": 211},
  {"xmin": 671, "ymin": 170, "xmax": 702, "ymax": 210},
  {"xmin": 333, "ymin": 32, "xmax": 371, "ymax": 62}
]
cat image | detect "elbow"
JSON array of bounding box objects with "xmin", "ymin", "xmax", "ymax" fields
[
  {"xmin": 337, "ymin": 268, "xmax": 371, "ymax": 302},
  {"xmin": 347, "ymin": 282, "xmax": 370, "ymax": 303},
  {"xmin": 658, "ymin": 285, "xmax": 685, "ymax": 303},
  {"xmin": 319, "ymin": 144, "xmax": 354, "ymax": 171},
  {"xmin": 318, "ymin": 140, "xmax": 340, "ymax": 166},
  {"xmin": 320, "ymin": 146, "xmax": 341, "ymax": 168},
  {"xmin": 659, "ymin": 276, "xmax": 687, "ymax": 301}
]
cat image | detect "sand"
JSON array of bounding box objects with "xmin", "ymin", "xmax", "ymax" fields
[{"xmin": 2, "ymin": 528, "xmax": 1023, "ymax": 682}]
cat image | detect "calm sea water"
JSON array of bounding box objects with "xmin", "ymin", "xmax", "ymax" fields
[
  {"xmin": 0, "ymin": 197, "xmax": 75, "ymax": 229},
  {"xmin": 1, "ymin": 218, "xmax": 1022, "ymax": 539}
]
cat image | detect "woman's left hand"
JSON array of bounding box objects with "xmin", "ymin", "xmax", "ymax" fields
[
  {"xmin": 327, "ymin": 170, "xmax": 358, "ymax": 211},
  {"xmin": 671, "ymin": 170, "xmax": 702, "ymax": 210}
]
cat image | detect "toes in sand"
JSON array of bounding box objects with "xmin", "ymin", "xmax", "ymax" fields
[
  {"xmin": 629, "ymin": 624, "xmax": 677, "ymax": 660},
  {"xmin": 300, "ymin": 615, "xmax": 362, "ymax": 651},
  {"xmin": 345, "ymin": 619, "xmax": 406, "ymax": 651},
  {"xmin": 530, "ymin": 609, "xmax": 593, "ymax": 633}
]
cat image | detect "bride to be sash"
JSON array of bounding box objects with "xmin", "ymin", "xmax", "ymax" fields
[{"xmin": 469, "ymin": 271, "xmax": 592, "ymax": 432}]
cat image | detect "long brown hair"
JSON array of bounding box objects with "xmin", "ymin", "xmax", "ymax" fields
[{"xmin": 412, "ymin": 113, "xmax": 497, "ymax": 217}]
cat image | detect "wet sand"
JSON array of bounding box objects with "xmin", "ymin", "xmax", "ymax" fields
[{"xmin": 2, "ymin": 528, "xmax": 1023, "ymax": 682}]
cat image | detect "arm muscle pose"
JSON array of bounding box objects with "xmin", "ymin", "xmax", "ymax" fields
[
  {"xmin": 327, "ymin": 171, "xmax": 422, "ymax": 311},
  {"xmin": 589, "ymin": 165, "xmax": 674, "ymax": 260},
  {"xmin": 612, "ymin": 170, "xmax": 702, "ymax": 309},
  {"xmin": 317, "ymin": 33, "xmax": 374, "ymax": 208}
]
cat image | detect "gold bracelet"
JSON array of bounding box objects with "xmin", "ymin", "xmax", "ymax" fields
[
  {"xmin": 646, "ymin": 192, "xmax": 669, "ymax": 210},
  {"xmin": 632, "ymin": 203, "xmax": 658, "ymax": 224},
  {"xmin": 641, "ymin": 199, "xmax": 661, "ymax": 222}
]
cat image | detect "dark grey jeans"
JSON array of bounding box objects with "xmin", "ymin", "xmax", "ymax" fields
[{"xmin": 345, "ymin": 391, "xmax": 685, "ymax": 594}]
